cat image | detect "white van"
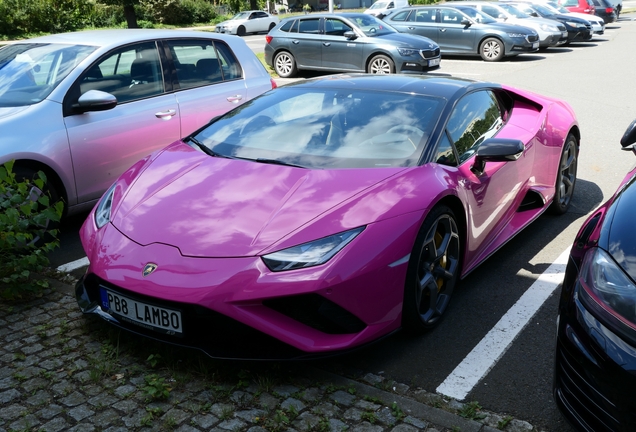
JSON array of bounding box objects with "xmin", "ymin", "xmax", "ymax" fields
[{"xmin": 364, "ymin": 0, "xmax": 409, "ymax": 18}]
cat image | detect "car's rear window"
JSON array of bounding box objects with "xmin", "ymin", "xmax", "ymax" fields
[{"xmin": 192, "ymin": 86, "xmax": 445, "ymax": 169}]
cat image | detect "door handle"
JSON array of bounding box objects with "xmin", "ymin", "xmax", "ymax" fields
[
  {"xmin": 408, "ymin": 26, "xmax": 415, "ymax": 30},
  {"xmin": 323, "ymin": 42, "xmax": 331, "ymax": 47},
  {"xmin": 227, "ymin": 95, "xmax": 243, "ymax": 103},
  {"xmin": 440, "ymin": 28, "xmax": 446, "ymax": 32},
  {"xmin": 292, "ymin": 40, "xmax": 300, "ymax": 44},
  {"xmin": 155, "ymin": 109, "xmax": 176, "ymax": 119}
]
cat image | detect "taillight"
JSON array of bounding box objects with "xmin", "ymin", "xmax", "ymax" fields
[
  {"xmin": 266, "ymin": 35, "xmax": 273, "ymax": 44},
  {"xmin": 606, "ymin": 7, "xmax": 614, "ymax": 13},
  {"xmin": 270, "ymin": 78, "xmax": 277, "ymax": 89}
]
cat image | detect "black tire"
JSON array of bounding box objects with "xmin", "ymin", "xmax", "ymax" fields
[
  {"xmin": 13, "ymin": 166, "xmax": 62, "ymax": 245},
  {"xmin": 479, "ymin": 37, "xmax": 504, "ymax": 62},
  {"xmin": 549, "ymin": 133, "xmax": 578, "ymax": 215},
  {"xmin": 402, "ymin": 205, "xmax": 461, "ymax": 332},
  {"xmin": 268, "ymin": 22, "xmax": 276, "ymax": 31},
  {"xmin": 237, "ymin": 25, "xmax": 246, "ymax": 36},
  {"xmin": 273, "ymin": 51, "xmax": 297, "ymax": 78},
  {"xmin": 367, "ymin": 54, "xmax": 394, "ymax": 74}
]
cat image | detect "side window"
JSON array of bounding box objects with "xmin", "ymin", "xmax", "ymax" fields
[
  {"xmin": 279, "ymin": 19, "xmax": 295, "ymax": 32},
  {"xmin": 415, "ymin": 9, "xmax": 436, "ymax": 22},
  {"xmin": 299, "ymin": 18, "xmax": 321, "ymax": 34},
  {"xmin": 481, "ymin": 6, "xmax": 499, "ymax": 17},
  {"xmin": 446, "ymin": 91, "xmax": 504, "ymax": 164},
  {"xmin": 214, "ymin": 42, "xmax": 242, "ymax": 81},
  {"xmin": 325, "ymin": 18, "xmax": 353, "ymax": 36},
  {"xmin": 435, "ymin": 133, "xmax": 457, "ymax": 166},
  {"xmin": 78, "ymin": 41, "xmax": 163, "ymax": 104},
  {"xmin": 391, "ymin": 10, "xmax": 412, "ymax": 21},
  {"xmin": 441, "ymin": 9, "xmax": 464, "ymax": 22}
]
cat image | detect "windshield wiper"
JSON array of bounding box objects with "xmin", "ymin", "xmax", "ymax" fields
[
  {"xmin": 254, "ymin": 158, "xmax": 306, "ymax": 169},
  {"xmin": 187, "ymin": 137, "xmax": 236, "ymax": 159}
]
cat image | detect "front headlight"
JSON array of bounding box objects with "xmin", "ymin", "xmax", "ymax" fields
[
  {"xmin": 580, "ymin": 247, "xmax": 636, "ymax": 328},
  {"xmin": 262, "ymin": 227, "xmax": 365, "ymax": 272},
  {"xmin": 540, "ymin": 23, "xmax": 559, "ymax": 31},
  {"xmin": 565, "ymin": 21, "xmax": 581, "ymax": 28},
  {"xmin": 94, "ymin": 182, "xmax": 117, "ymax": 229},
  {"xmin": 397, "ymin": 47, "xmax": 419, "ymax": 57}
]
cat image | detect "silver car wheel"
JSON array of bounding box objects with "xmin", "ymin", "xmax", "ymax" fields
[
  {"xmin": 480, "ymin": 38, "xmax": 504, "ymax": 62},
  {"xmin": 274, "ymin": 51, "xmax": 297, "ymax": 78},
  {"xmin": 368, "ymin": 54, "xmax": 394, "ymax": 74}
]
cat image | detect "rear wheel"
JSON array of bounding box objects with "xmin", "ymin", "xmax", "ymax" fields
[
  {"xmin": 273, "ymin": 51, "xmax": 297, "ymax": 78},
  {"xmin": 367, "ymin": 54, "xmax": 394, "ymax": 74},
  {"xmin": 402, "ymin": 205, "xmax": 461, "ymax": 332},
  {"xmin": 480, "ymin": 37, "xmax": 504, "ymax": 62},
  {"xmin": 549, "ymin": 133, "xmax": 578, "ymax": 215}
]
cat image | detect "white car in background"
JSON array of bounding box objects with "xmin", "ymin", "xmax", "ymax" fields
[
  {"xmin": 364, "ymin": 0, "xmax": 409, "ymax": 18},
  {"xmin": 215, "ymin": 11, "xmax": 280, "ymax": 36},
  {"xmin": 544, "ymin": 1, "xmax": 605, "ymax": 33}
]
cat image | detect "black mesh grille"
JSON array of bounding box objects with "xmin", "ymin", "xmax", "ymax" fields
[
  {"xmin": 555, "ymin": 342, "xmax": 620, "ymax": 432},
  {"xmin": 264, "ymin": 294, "xmax": 366, "ymax": 334}
]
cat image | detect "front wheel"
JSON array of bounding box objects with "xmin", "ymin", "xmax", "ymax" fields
[
  {"xmin": 549, "ymin": 133, "xmax": 578, "ymax": 215},
  {"xmin": 480, "ymin": 37, "xmax": 504, "ymax": 62},
  {"xmin": 402, "ymin": 205, "xmax": 461, "ymax": 332},
  {"xmin": 237, "ymin": 25, "xmax": 246, "ymax": 36},
  {"xmin": 367, "ymin": 54, "xmax": 394, "ymax": 74},
  {"xmin": 273, "ymin": 51, "xmax": 297, "ymax": 78}
]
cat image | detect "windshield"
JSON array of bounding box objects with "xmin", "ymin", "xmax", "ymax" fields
[
  {"xmin": 453, "ymin": 7, "xmax": 497, "ymax": 23},
  {"xmin": 529, "ymin": 3, "xmax": 554, "ymax": 16},
  {"xmin": 497, "ymin": 4, "xmax": 530, "ymax": 18},
  {"xmin": 369, "ymin": 1, "xmax": 390, "ymax": 9},
  {"xmin": 191, "ymin": 86, "xmax": 445, "ymax": 169},
  {"xmin": 0, "ymin": 43, "xmax": 95, "ymax": 108},
  {"xmin": 546, "ymin": 2, "xmax": 570, "ymax": 13},
  {"xmin": 350, "ymin": 14, "xmax": 397, "ymax": 36},
  {"xmin": 231, "ymin": 12, "xmax": 251, "ymax": 20}
]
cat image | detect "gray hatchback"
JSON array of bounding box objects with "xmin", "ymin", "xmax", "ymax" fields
[{"xmin": 264, "ymin": 13, "xmax": 441, "ymax": 77}]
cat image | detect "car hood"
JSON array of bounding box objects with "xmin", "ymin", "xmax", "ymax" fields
[
  {"xmin": 376, "ymin": 32, "xmax": 439, "ymax": 49},
  {"xmin": 112, "ymin": 142, "xmax": 405, "ymax": 258},
  {"xmin": 484, "ymin": 21, "xmax": 539, "ymax": 35},
  {"xmin": 601, "ymin": 175, "xmax": 636, "ymax": 282},
  {"xmin": 0, "ymin": 106, "xmax": 30, "ymax": 120},
  {"xmin": 218, "ymin": 18, "xmax": 246, "ymax": 26},
  {"xmin": 565, "ymin": 12, "xmax": 602, "ymax": 23}
]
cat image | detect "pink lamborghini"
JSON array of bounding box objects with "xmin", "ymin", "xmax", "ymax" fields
[{"xmin": 76, "ymin": 74, "xmax": 579, "ymax": 359}]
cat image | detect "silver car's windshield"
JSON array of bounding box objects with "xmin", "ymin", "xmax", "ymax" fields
[
  {"xmin": 231, "ymin": 12, "xmax": 251, "ymax": 20},
  {"xmin": 350, "ymin": 14, "xmax": 397, "ymax": 36},
  {"xmin": 0, "ymin": 43, "xmax": 95, "ymax": 107},
  {"xmin": 497, "ymin": 4, "xmax": 530, "ymax": 18},
  {"xmin": 453, "ymin": 7, "xmax": 498, "ymax": 23},
  {"xmin": 192, "ymin": 87, "xmax": 445, "ymax": 169}
]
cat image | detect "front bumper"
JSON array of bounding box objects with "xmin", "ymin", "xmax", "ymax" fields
[
  {"xmin": 398, "ymin": 53, "xmax": 442, "ymax": 73},
  {"xmin": 567, "ymin": 28, "xmax": 593, "ymax": 42},
  {"xmin": 540, "ymin": 31, "xmax": 568, "ymax": 47},
  {"xmin": 554, "ymin": 284, "xmax": 636, "ymax": 431}
]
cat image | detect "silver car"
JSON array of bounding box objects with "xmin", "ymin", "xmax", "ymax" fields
[
  {"xmin": 385, "ymin": 5, "xmax": 540, "ymax": 61},
  {"xmin": 0, "ymin": 29, "xmax": 274, "ymax": 216},
  {"xmin": 264, "ymin": 13, "xmax": 441, "ymax": 78}
]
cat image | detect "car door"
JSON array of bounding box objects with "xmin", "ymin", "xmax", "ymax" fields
[
  {"xmin": 389, "ymin": 8, "xmax": 440, "ymax": 43},
  {"xmin": 288, "ymin": 17, "xmax": 323, "ymax": 68},
  {"xmin": 443, "ymin": 90, "xmax": 530, "ymax": 268},
  {"xmin": 437, "ymin": 8, "xmax": 477, "ymax": 53},
  {"xmin": 164, "ymin": 39, "xmax": 248, "ymax": 136},
  {"xmin": 63, "ymin": 41, "xmax": 180, "ymax": 204},
  {"xmin": 321, "ymin": 17, "xmax": 364, "ymax": 71},
  {"xmin": 247, "ymin": 11, "xmax": 270, "ymax": 33}
]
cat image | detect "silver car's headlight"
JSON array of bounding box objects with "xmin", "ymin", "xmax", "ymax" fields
[
  {"xmin": 541, "ymin": 23, "xmax": 559, "ymax": 31},
  {"xmin": 262, "ymin": 227, "xmax": 365, "ymax": 272},
  {"xmin": 95, "ymin": 182, "xmax": 117, "ymax": 229},
  {"xmin": 397, "ymin": 47, "xmax": 419, "ymax": 57}
]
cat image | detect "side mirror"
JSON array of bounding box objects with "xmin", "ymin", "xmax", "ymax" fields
[
  {"xmin": 620, "ymin": 119, "xmax": 636, "ymax": 151},
  {"xmin": 461, "ymin": 18, "xmax": 472, "ymax": 26},
  {"xmin": 472, "ymin": 138, "xmax": 524, "ymax": 175},
  {"xmin": 344, "ymin": 31, "xmax": 358, "ymax": 40},
  {"xmin": 74, "ymin": 90, "xmax": 117, "ymax": 113}
]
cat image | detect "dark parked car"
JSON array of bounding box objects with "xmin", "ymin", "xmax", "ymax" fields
[
  {"xmin": 264, "ymin": 13, "xmax": 441, "ymax": 77},
  {"xmin": 554, "ymin": 120, "xmax": 636, "ymax": 431},
  {"xmin": 588, "ymin": 0, "xmax": 618, "ymax": 23},
  {"xmin": 510, "ymin": 2, "xmax": 593, "ymax": 43},
  {"xmin": 384, "ymin": 5, "xmax": 540, "ymax": 62}
]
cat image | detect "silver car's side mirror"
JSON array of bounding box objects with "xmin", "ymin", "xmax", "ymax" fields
[{"xmin": 75, "ymin": 90, "xmax": 117, "ymax": 114}]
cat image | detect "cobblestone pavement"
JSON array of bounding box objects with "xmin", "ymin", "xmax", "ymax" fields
[{"xmin": 1, "ymin": 280, "xmax": 542, "ymax": 432}]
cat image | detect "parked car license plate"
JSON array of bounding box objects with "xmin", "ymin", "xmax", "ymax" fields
[
  {"xmin": 100, "ymin": 288, "xmax": 183, "ymax": 335},
  {"xmin": 428, "ymin": 58, "xmax": 440, "ymax": 67},
  {"xmin": 532, "ymin": 42, "xmax": 539, "ymax": 49}
]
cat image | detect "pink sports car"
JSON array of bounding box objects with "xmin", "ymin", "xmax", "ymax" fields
[{"xmin": 76, "ymin": 74, "xmax": 579, "ymax": 359}]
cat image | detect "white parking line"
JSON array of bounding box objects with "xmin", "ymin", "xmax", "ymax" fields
[
  {"xmin": 436, "ymin": 247, "xmax": 570, "ymax": 401},
  {"xmin": 57, "ymin": 256, "xmax": 90, "ymax": 273}
]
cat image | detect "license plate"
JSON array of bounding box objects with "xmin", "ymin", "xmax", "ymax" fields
[
  {"xmin": 100, "ymin": 288, "xmax": 183, "ymax": 335},
  {"xmin": 428, "ymin": 58, "xmax": 440, "ymax": 67},
  {"xmin": 532, "ymin": 42, "xmax": 539, "ymax": 49}
]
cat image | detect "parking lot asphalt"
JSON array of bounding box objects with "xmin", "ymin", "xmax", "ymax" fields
[{"xmin": 0, "ymin": 278, "xmax": 543, "ymax": 432}]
